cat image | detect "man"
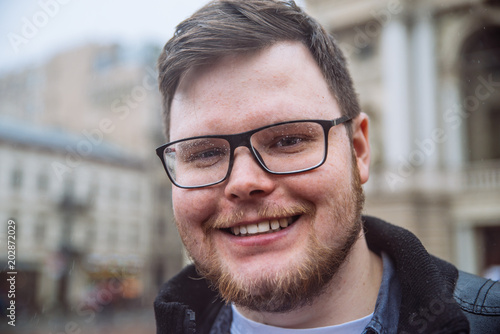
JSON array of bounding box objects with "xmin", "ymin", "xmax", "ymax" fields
[{"xmin": 154, "ymin": 1, "xmax": 500, "ymax": 333}]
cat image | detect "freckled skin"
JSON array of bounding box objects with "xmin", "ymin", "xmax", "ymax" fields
[{"xmin": 169, "ymin": 41, "xmax": 377, "ymax": 328}]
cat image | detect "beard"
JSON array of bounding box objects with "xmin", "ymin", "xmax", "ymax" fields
[{"xmin": 181, "ymin": 154, "xmax": 365, "ymax": 313}]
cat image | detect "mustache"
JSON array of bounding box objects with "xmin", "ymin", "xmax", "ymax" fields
[{"xmin": 203, "ymin": 201, "xmax": 316, "ymax": 233}]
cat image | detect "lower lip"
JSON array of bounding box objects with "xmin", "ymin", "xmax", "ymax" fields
[{"xmin": 223, "ymin": 219, "xmax": 299, "ymax": 247}]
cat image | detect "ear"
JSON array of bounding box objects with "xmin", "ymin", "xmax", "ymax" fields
[{"xmin": 351, "ymin": 112, "xmax": 370, "ymax": 184}]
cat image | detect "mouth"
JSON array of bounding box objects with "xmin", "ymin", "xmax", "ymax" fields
[{"xmin": 224, "ymin": 216, "xmax": 299, "ymax": 237}]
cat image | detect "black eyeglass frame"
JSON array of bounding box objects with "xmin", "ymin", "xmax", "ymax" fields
[{"xmin": 155, "ymin": 116, "xmax": 352, "ymax": 189}]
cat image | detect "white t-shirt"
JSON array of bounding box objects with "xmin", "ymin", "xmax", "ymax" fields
[{"xmin": 230, "ymin": 304, "xmax": 373, "ymax": 334}]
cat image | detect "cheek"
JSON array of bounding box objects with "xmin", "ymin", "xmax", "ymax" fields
[
  {"xmin": 288, "ymin": 156, "xmax": 351, "ymax": 202},
  {"xmin": 285, "ymin": 146, "xmax": 354, "ymax": 235},
  {"xmin": 172, "ymin": 188, "xmax": 220, "ymax": 261},
  {"xmin": 172, "ymin": 188, "xmax": 218, "ymax": 226},
  {"xmin": 320, "ymin": 139, "xmax": 353, "ymax": 189}
]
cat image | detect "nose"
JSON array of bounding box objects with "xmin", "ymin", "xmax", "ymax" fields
[{"xmin": 224, "ymin": 147, "xmax": 276, "ymax": 200}]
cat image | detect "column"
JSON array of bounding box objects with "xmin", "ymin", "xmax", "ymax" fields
[
  {"xmin": 455, "ymin": 221, "xmax": 479, "ymax": 274},
  {"xmin": 381, "ymin": 19, "xmax": 412, "ymax": 170},
  {"xmin": 412, "ymin": 13, "xmax": 438, "ymax": 169},
  {"xmin": 441, "ymin": 77, "xmax": 466, "ymax": 169}
]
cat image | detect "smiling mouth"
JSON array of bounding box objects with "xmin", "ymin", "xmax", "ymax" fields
[{"xmin": 226, "ymin": 216, "xmax": 299, "ymax": 236}]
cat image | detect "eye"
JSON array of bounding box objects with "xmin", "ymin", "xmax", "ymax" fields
[
  {"xmin": 275, "ymin": 136, "xmax": 304, "ymax": 148},
  {"xmin": 174, "ymin": 138, "xmax": 230, "ymax": 168},
  {"xmin": 187, "ymin": 148, "xmax": 226, "ymax": 161},
  {"xmin": 180, "ymin": 146, "xmax": 229, "ymax": 170}
]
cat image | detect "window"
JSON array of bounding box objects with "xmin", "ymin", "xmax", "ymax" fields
[
  {"xmin": 478, "ymin": 225, "xmax": 500, "ymax": 280},
  {"xmin": 11, "ymin": 168, "xmax": 22, "ymax": 189},
  {"xmin": 110, "ymin": 184, "xmax": 119, "ymax": 201},
  {"xmin": 107, "ymin": 222, "xmax": 117, "ymax": 250},
  {"xmin": 63, "ymin": 177, "xmax": 74, "ymax": 196},
  {"xmin": 37, "ymin": 172, "xmax": 49, "ymax": 192},
  {"xmin": 34, "ymin": 216, "xmax": 47, "ymax": 244},
  {"xmin": 461, "ymin": 25, "xmax": 500, "ymax": 161},
  {"xmin": 129, "ymin": 224, "xmax": 140, "ymax": 247},
  {"xmin": 85, "ymin": 223, "xmax": 95, "ymax": 250}
]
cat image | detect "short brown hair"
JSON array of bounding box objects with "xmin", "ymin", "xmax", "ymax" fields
[{"xmin": 157, "ymin": 0, "xmax": 360, "ymax": 138}]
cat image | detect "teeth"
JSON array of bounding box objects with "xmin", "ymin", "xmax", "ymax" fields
[
  {"xmin": 230, "ymin": 217, "xmax": 294, "ymax": 236},
  {"xmin": 247, "ymin": 224, "xmax": 258, "ymax": 234},
  {"xmin": 270, "ymin": 220, "xmax": 280, "ymax": 230},
  {"xmin": 258, "ymin": 221, "xmax": 270, "ymax": 232},
  {"xmin": 240, "ymin": 225, "xmax": 247, "ymax": 234}
]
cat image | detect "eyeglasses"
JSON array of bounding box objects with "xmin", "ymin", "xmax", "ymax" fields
[{"xmin": 156, "ymin": 116, "xmax": 351, "ymax": 189}]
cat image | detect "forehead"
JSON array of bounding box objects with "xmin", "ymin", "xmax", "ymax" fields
[{"xmin": 169, "ymin": 41, "xmax": 340, "ymax": 140}]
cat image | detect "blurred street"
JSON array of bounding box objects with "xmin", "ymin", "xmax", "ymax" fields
[{"xmin": 1, "ymin": 308, "xmax": 156, "ymax": 334}]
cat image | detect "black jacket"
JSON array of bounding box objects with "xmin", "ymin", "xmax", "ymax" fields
[{"xmin": 154, "ymin": 216, "xmax": 500, "ymax": 333}]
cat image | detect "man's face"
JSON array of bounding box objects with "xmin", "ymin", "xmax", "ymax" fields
[{"xmin": 169, "ymin": 41, "xmax": 369, "ymax": 312}]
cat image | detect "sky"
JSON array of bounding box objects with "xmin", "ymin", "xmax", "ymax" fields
[
  {"xmin": 0, "ymin": 0, "xmax": 304, "ymax": 73},
  {"xmin": 0, "ymin": 0, "xmax": 216, "ymax": 74},
  {"xmin": 0, "ymin": 0, "xmax": 307, "ymax": 74}
]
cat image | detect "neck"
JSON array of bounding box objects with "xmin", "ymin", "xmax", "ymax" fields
[{"xmin": 235, "ymin": 232, "xmax": 383, "ymax": 329}]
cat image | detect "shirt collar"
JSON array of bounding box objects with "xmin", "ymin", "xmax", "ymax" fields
[{"xmin": 363, "ymin": 252, "xmax": 402, "ymax": 334}]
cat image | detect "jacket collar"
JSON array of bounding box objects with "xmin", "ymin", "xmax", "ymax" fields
[{"xmin": 363, "ymin": 216, "xmax": 469, "ymax": 333}]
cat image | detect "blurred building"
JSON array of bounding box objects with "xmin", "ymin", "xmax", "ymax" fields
[
  {"xmin": 306, "ymin": 0, "xmax": 500, "ymax": 276},
  {"xmin": 0, "ymin": 43, "xmax": 184, "ymax": 316}
]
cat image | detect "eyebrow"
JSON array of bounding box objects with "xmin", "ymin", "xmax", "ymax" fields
[{"xmin": 177, "ymin": 138, "xmax": 218, "ymax": 150}]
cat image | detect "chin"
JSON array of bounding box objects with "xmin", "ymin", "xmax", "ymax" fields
[{"xmin": 195, "ymin": 218, "xmax": 361, "ymax": 313}]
